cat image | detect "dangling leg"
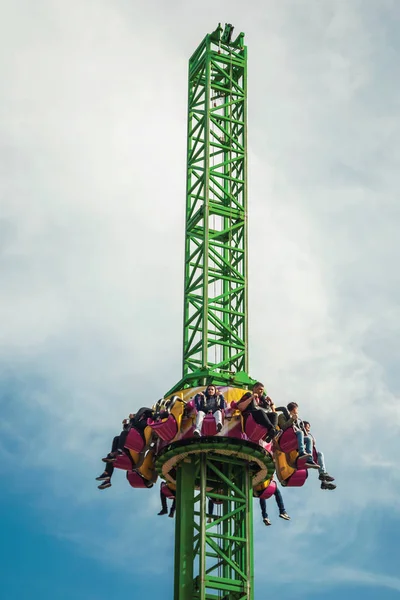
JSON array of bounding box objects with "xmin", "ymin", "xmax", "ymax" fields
[
  {"xmin": 260, "ymin": 498, "xmax": 271, "ymax": 526},
  {"xmin": 158, "ymin": 484, "xmax": 168, "ymax": 515},
  {"xmin": 275, "ymin": 489, "xmax": 290, "ymax": 520},
  {"xmin": 97, "ymin": 461, "xmax": 113, "ymax": 489},
  {"xmin": 318, "ymin": 451, "xmax": 336, "ymax": 489},
  {"xmin": 169, "ymin": 498, "xmax": 176, "ymax": 518}
]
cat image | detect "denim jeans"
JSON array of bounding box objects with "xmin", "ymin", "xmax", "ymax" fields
[
  {"xmin": 316, "ymin": 450, "xmax": 326, "ymax": 474},
  {"xmin": 259, "ymin": 489, "xmax": 286, "ymax": 518},
  {"xmin": 295, "ymin": 430, "xmax": 313, "ymax": 455}
]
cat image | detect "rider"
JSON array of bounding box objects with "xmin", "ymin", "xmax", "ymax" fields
[
  {"xmin": 96, "ymin": 418, "xmax": 133, "ymax": 490},
  {"xmin": 158, "ymin": 482, "xmax": 176, "ymax": 518},
  {"xmin": 303, "ymin": 421, "xmax": 336, "ymax": 491},
  {"xmin": 259, "ymin": 481, "xmax": 291, "ymax": 526},
  {"xmin": 193, "ymin": 384, "xmax": 226, "ymax": 437},
  {"xmin": 277, "ymin": 402, "xmax": 319, "ymax": 469},
  {"xmin": 237, "ymin": 382, "xmax": 278, "ymax": 441}
]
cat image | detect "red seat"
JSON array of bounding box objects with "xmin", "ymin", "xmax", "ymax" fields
[
  {"xmin": 245, "ymin": 414, "xmax": 267, "ymax": 443},
  {"xmin": 279, "ymin": 428, "xmax": 298, "ymax": 453},
  {"xmin": 113, "ymin": 454, "xmax": 132, "ymax": 471},
  {"xmin": 285, "ymin": 469, "xmax": 308, "ymax": 487},
  {"xmin": 202, "ymin": 414, "xmax": 217, "ymax": 436},
  {"xmin": 226, "ymin": 419, "xmax": 246, "ymax": 439},
  {"xmin": 124, "ymin": 428, "xmax": 145, "ymax": 453},
  {"xmin": 147, "ymin": 415, "xmax": 178, "ymax": 442},
  {"xmin": 259, "ymin": 481, "xmax": 277, "ymax": 500},
  {"xmin": 126, "ymin": 471, "xmax": 151, "ymax": 488}
]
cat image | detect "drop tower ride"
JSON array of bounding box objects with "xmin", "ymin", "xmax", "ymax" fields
[{"xmin": 156, "ymin": 24, "xmax": 273, "ymax": 600}]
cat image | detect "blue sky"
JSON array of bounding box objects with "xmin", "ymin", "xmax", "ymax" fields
[{"xmin": 1, "ymin": 1, "xmax": 400, "ymax": 598}]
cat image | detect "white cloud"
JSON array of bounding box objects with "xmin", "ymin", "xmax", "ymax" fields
[{"xmin": 0, "ymin": 0, "xmax": 399, "ymax": 597}]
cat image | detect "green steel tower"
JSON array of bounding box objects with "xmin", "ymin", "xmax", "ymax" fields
[
  {"xmin": 157, "ymin": 24, "xmax": 273, "ymax": 600},
  {"xmin": 167, "ymin": 23, "xmax": 254, "ymax": 396}
]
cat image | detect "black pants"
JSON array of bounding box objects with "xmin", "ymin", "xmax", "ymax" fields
[
  {"xmin": 247, "ymin": 408, "xmax": 277, "ymax": 431},
  {"xmin": 208, "ymin": 499, "xmax": 214, "ymax": 516},
  {"xmin": 108, "ymin": 434, "xmax": 134, "ymax": 473},
  {"xmin": 104, "ymin": 436, "xmax": 120, "ymax": 478},
  {"xmin": 160, "ymin": 486, "xmax": 176, "ymax": 512}
]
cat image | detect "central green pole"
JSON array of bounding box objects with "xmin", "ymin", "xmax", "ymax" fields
[
  {"xmin": 165, "ymin": 23, "xmax": 257, "ymax": 600},
  {"xmin": 168, "ymin": 23, "xmax": 250, "ymax": 396},
  {"xmin": 173, "ymin": 452, "xmax": 254, "ymax": 600}
]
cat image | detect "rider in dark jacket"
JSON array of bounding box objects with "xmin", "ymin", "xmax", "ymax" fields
[
  {"xmin": 237, "ymin": 382, "xmax": 278, "ymax": 440},
  {"xmin": 193, "ymin": 384, "xmax": 226, "ymax": 437}
]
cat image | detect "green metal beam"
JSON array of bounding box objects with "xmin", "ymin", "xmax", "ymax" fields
[
  {"xmin": 174, "ymin": 458, "xmax": 196, "ymax": 600},
  {"xmin": 172, "ymin": 451, "xmax": 254, "ymax": 600},
  {"xmin": 182, "ymin": 23, "xmax": 248, "ymax": 382}
]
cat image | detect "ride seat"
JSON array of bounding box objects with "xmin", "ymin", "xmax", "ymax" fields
[
  {"xmin": 278, "ymin": 428, "xmax": 298, "ymax": 453},
  {"xmin": 113, "ymin": 453, "xmax": 132, "ymax": 471},
  {"xmin": 147, "ymin": 415, "xmax": 178, "ymax": 442},
  {"xmin": 126, "ymin": 471, "xmax": 153, "ymax": 489},
  {"xmin": 284, "ymin": 469, "xmax": 308, "ymax": 487},
  {"xmin": 244, "ymin": 413, "xmax": 267, "ymax": 443},
  {"xmin": 124, "ymin": 428, "xmax": 145, "ymax": 453},
  {"xmin": 201, "ymin": 413, "xmax": 217, "ymax": 436},
  {"xmin": 258, "ymin": 480, "xmax": 277, "ymax": 500}
]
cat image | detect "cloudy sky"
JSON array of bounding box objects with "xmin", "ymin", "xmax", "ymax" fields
[{"xmin": 1, "ymin": 1, "xmax": 399, "ymax": 598}]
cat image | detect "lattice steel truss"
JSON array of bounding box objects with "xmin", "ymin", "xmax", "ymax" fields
[
  {"xmin": 174, "ymin": 453, "xmax": 254, "ymax": 600},
  {"xmin": 182, "ymin": 24, "xmax": 248, "ymax": 384}
]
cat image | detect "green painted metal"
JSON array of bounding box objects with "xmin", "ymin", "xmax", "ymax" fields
[
  {"xmin": 174, "ymin": 459, "xmax": 196, "ymax": 600},
  {"xmin": 172, "ymin": 450, "xmax": 254, "ymax": 600},
  {"xmin": 164, "ymin": 22, "xmax": 260, "ymax": 600},
  {"xmin": 179, "ymin": 23, "xmax": 248, "ymax": 391}
]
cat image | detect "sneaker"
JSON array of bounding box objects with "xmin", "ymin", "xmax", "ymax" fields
[
  {"xmin": 279, "ymin": 512, "xmax": 291, "ymax": 521},
  {"xmin": 305, "ymin": 460, "xmax": 320, "ymax": 469},
  {"xmin": 98, "ymin": 480, "xmax": 112, "ymax": 490},
  {"xmin": 207, "ymin": 517, "xmax": 212, "ymax": 523},
  {"xmin": 298, "ymin": 452, "xmax": 312, "ymax": 459},
  {"xmin": 217, "ymin": 423, "xmax": 222, "ymax": 433},
  {"xmin": 263, "ymin": 518, "xmax": 272, "ymax": 526},
  {"xmin": 168, "ymin": 510, "xmax": 175, "ymax": 518},
  {"xmin": 319, "ymin": 472, "xmax": 335, "ymax": 482},
  {"xmin": 158, "ymin": 509, "xmax": 168, "ymax": 516},
  {"xmin": 321, "ymin": 481, "xmax": 336, "ymax": 491},
  {"xmin": 95, "ymin": 473, "xmax": 110, "ymax": 481},
  {"xmin": 102, "ymin": 453, "xmax": 116, "ymax": 463},
  {"xmin": 193, "ymin": 430, "xmax": 201, "ymax": 438}
]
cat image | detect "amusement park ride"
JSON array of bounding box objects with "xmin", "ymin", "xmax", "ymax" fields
[{"xmin": 100, "ymin": 24, "xmax": 332, "ymax": 600}]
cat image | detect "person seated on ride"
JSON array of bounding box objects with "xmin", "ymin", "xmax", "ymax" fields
[
  {"xmin": 259, "ymin": 480, "xmax": 291, "ymax": 526},
  {"xmin": 100, "ymin": 407, "xmax": 154, "ymax": 465},
  {"xmin": 120, "ymin": 406, "xmax": 154, "ymax": 447},
  {"xmin": 158, "ymin": 483, "xmax": 176, "ymax": 518},
  {"xmin": 303, "ymin": 421, "xmax": 336, "ymax": 491},
  {"xmin": 277, "ymin": 402, "xmax": 319, "ymax": 469},
  {"xmin": 237, "ymin": 382, "xmax": 278, "ymax": 441},
  {"xmin": 193, "ymin": 384, "xmax": 226, "ymax": 437},
  {"xmin": 96, "ymin": 418, "xmax": 133, "ymax": 490}
]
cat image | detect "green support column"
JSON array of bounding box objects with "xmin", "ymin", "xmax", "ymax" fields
[
  {"xmin": 161, "ymin": 22, "xmax": 261, "ymax": 600},
  {"xmin": 161, "ymin": 441, "xmax": 264, "ymax": 600},
  {"xmin": 179, "ymin": 23, "xmax": 248, "ymax": 390},
  {"xmin": 174, "ymin": 459, "xmax": 196, "ymax": 600}
]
